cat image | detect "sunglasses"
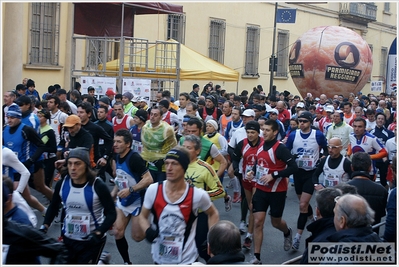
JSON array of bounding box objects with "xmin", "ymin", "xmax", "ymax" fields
[
  {"xmin": 270, "ymin": 112, "xmax": 277, "ymax": 115},
  {"xmin": 298, "ymin": 120, "xmax": 309, "ymax": 123},
  {"xmin": 327, "ymin": 145, "xmax": 341, "ymax": 149}
]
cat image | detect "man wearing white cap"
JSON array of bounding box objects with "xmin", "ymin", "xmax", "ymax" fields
[
  {"xmin": 267, "ymin": 108, "xmax": 285, "ymax": 141},
  {"xmin": 318, "ymin": 104, "xmax": 335, "ymax": 136},
  {"xmin": 326, "ymin": 110, "xmax": 353, "ymax": 156}
]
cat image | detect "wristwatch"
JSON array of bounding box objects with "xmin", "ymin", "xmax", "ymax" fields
[
  {"xmin": 103, "ymin": 155, "xmax": 109, "ymax": 160},
  {"xmin": 273, "ymin": 171, "xmax": 279, "ymax": 177},
  {"xmin": 129, "ymin": 186, "xmax": 135, "ymax": 193}
]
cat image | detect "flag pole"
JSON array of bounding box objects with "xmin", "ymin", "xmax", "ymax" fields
[{"xmin": 269, "ymin": 2, "xmax": 278, "ymax": 97}]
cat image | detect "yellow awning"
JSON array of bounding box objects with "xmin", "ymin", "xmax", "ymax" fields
[{"xmin": 99, "ymin": 39, "xmax": 239, "ymax": 82}]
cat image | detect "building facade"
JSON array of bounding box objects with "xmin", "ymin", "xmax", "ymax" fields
[{"xmin": 2, "ymin": 2, "xmax": 397, "ymax": 98}]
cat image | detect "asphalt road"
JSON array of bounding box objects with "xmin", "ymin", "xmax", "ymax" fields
[{"xmin": 31, "ymin": 174, "xmax": 386, "ymax": 265}]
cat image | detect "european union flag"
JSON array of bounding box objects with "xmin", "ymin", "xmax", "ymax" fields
[{"xmin": 276, "ymin": 9, "xmax": 296, "ymax": 23}]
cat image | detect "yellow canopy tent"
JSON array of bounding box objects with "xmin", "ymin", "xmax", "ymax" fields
[{"xmin": 99, "ymin": 39, "xmax": 239, "ymax": 81}]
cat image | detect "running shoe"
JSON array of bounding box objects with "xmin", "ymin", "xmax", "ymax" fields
[
  {"xmin": 224, "ymin": 195, "xmax": 232, "ymax": 212},
  {"xmin": 292, "ymin": 236, "xmax": 300, "ymax": 251},
  {"xmin": 239, "ymin": 220, "xmax": 247, "ymax": 234},
  {"xmin": 284, "ymin": 228, "xmax": 292, "ymax": 251},
  {"xmin": 243, "ymin": 237, "xmax": 252, "ymax": 250}
]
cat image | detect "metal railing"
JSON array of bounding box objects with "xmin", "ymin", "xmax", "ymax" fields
[
  {"xmin": 71, "ymin": 36, "xmax": 180, "ymax": 97},
  {"xmin": 339, "ymin": 3, "xmax": 377, "ymax": 22}
]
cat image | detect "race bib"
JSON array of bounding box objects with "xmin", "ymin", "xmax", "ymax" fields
[
  {"xmin": 244, "ymin": 165, "xmax": 254, "ymax": 181},
  {"xmin": 255, "ymin": 165, "xmax": 269, "ymax": 185},
  {"xmin": 297, "ymin": 155, "xmax": 315, "ymax": 170},
  {"xmin": 157, "ymin": 235, "xmax": 183, "ymax": 263},
  {"xmin": 132, "ymin": 140, "xmax": 143, "ymax": 153},
  {"xmin": 324, "ymin": 174, "xmax": 340, "ymax": 187},
  {"xmin": 115, "ymin": 175, "xmax": 129, "ymax": 191},
  {"xmin": 65, "ymin": 214, "xmax": 91, "ymax": 239}
]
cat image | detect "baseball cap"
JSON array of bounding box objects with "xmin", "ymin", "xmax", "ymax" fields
[
  {"xmin": 106, "ymin": 89, "xmax": 116, "ymax": 96},
  {"xmin": 245, "ymin": 120, "xmax": 260, "ymax": 133},
  {"xmin": 218, "ymin": 97, "xmax": 226, "ymax": 104},
  {"xmin": 87, "ymin": 86, "xmax": 95, "ymax": 92},
  {"xmin": 122, "ymin": 92, "xmax": 133, "ymax": 100},
  {"xmin": 296, "ymin": 102, "xmax": 305, "ymax": 108},
  {"xmin": 63, "ymin": 114, "xmax": 81, "ymax": 127},
  {"xmin": 269, "ymin": 108, "xmax": 279, "ymax": 115},
  {"xmin": 135, "ymin": 109, "xmax": 148, "ymax": 123},
  {"xmin": 298, "ymin": 111, "xmax": 313, "ymax": 122},
  {"xmin": 325, "ymin": 105, "xmax": 334, "ymax": 113},
  {"xmin": 67, "ymin": 147, "xmax": 91, "ymax": 167},
  {"xmin": 131, "ymin": 96, "xmax": 139, "ymax": 103},
  {"xmin": 242, "ymin": 109, "xmax": 255, "ymax": 117},
  {"xmin": 6, "ymin": 105, "xmax": 22, "ymax": 118}
]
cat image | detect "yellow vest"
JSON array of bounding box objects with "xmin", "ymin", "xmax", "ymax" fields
[{"xmin": 203, "ymin": 132, "xmax": 223, "ymax": 171}]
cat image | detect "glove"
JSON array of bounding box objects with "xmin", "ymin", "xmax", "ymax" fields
[
  {"xmin": 83, "ymin": 232, "xmax": 103, "ymax": 245},
  {"xmin": 145, "ymin": 226, "xmax": 159, "ymax": 243}
]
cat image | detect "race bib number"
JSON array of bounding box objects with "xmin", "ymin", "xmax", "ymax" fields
[
  {"xmin": 324, "ymin": 174, "xmax": 340, "ymax": 187},
  {"xmin": 255, "ymin": 165, "xmax": 269, "ymax": 185},
  {"xmin": 115, "ymin": 175, "xmax": 129, "ymax": 191},
  {"xmin": 65, "ymin": 214, "xmax": 91, "ymax": 239},
  {"xmin": 132, "ymin": 140, "xmax": 143, "ymax": 153},
  {"xmin": 158, "ymin": 235, "xmax": 183, "ymax": 263},
  {"xmin": 244, "ymin": 165, "xmax": 254, "ymax": 181},
  {"xmin": 297, "ymin": 155, "xmax": 315, "ymax": 170}
]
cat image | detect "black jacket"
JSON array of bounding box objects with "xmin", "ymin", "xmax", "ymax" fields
[
  {"xmin": 327, "ymin": 226, "xmax": 382, "ymax": 243},
  {"xmin": 301, "ymin": 217, "xmax": 337, "ymax": 264},
  {"xmin": 82, "ymin": 120, "xmax": 113, "ymax": 161},
  {"xmin": 348, "ymin": 176, "xmax": 388, "ymax": 225},
  {"xmin": 3, "ymin": 220, "xmax": 68, "ymax": 264}
]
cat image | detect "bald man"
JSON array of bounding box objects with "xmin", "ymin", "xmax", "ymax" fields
[
  {"xmin": 328, "ymin": 194, "xmax": 382, "ymax": 242},
  {"xmin": 312, "ymin": 137, "xmax": 352, "ymax": 189}
]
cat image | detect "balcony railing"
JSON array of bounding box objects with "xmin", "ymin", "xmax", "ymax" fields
[{"xmin": 339, "ymin": 2, "xmax": 377, "ymax": 24}]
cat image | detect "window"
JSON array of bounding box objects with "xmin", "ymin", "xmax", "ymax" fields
[
  {"xmin": 29, "ymin": 3, "xmax": 60, "ymax": 65},
  {"xmin": 167, "ymin": 14, "xmax": 186, "ymax": 44},
  {"xmin": 380, "ymin": 47, "xmax": 388, "ymax": 79},
  {"xmin": 276, "ymin": 30, "xmax": 289, "ymax": 77},
  {"xmin": 384, "ymin": 2, "xmax": 390, "ymax": 12},
  {"xmin": 244, "ymin": 25, "xmax": 260, "ymax": 76},
  {"xmin": 209, "ymin": 19, "xmax": 226, "ymax": 63}
]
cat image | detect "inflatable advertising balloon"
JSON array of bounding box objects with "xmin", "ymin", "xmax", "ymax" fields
[{"xmin": 289, "ymin": 26, "xmax": 373, "ymax": 99}]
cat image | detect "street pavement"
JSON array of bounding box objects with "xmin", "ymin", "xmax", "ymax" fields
[{"xmin": 31, "ymin": 174, "xmax": 386, "ymax": 265}]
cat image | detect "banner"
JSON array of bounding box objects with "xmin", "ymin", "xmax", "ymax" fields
[
  {"xmin": 80, "ymin": 77, "xmax": 117, "ymax": 100},
  {"xmin": 386, "ymin": 38, "xmax": 397, "ymax": 95},
  {"xmin": 122, "ymin": 79, "xmax": 151, "ymax": 106},
  {"xmin": 371, "ymin": 80, "xmax": 383, "ymax": 92}
]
